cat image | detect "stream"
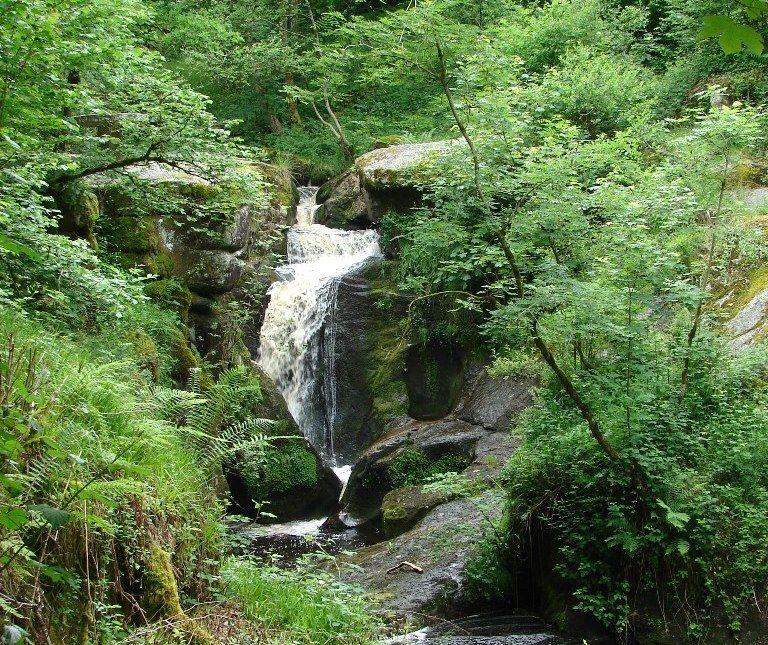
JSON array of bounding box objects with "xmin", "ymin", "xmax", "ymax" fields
[
  {"xmin": 239, "ymin": 188, "xmax": 584, "ymax": 644},
  {"xmin": 238, "ymin": 187, "xmax": 381, "ymax": 557}
]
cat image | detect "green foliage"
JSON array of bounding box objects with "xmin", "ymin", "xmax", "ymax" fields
[
  {"xmin": 240, "ymin": 439, "xmax": 319, "ymax": 499},
  {"xmin": 0, "ymin": 310, "xmax": 227, "ymax": 640},
  {"xmin": 462, "ymin": 517, "xmax": 514, "ymax": 606},
  {"xmin": 387, "ymin": 447, "xmax": 472, "ymax": 489},
  {"xmin": 505, "ymin": 344, "xmax": 768, "ymax": 633},
  {"xmin": 223, "ymin": 557, "xmax": 381, "ymax": 644}
]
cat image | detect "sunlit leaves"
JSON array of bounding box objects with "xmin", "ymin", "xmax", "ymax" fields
[{"xmin": 698, "ymin": 14, "xmax": 764, "ymax": 55}]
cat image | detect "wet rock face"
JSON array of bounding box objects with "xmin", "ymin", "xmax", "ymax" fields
[
  {"xmin": 327, "ymin": 265, "xmax": 381, "ymax": 464},
  {"xmin": 454, "ymin": 362, "xmax": 537, "ymax": 431},
  {"xmin": 405, "ymin": 339, "xmax": 465, "ymax": 420},
  {"xmin": 315, "ymin": 170, "xmax": 370, "ymax": 229},
  {"xmin": 341, "ymin": 490, "xmax": 505, "ymax": 619}
]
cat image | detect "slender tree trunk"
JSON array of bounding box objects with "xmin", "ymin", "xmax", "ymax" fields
[
  {"xmin": 281, "ymin": 0, "xmax": 302, "ymax": 125},
  {"xmin": 433, "ymin": 38, "xmax": 623, "ymax": 466},
  {"xmin": 679, "ymin": 155, "xmax": 729, "ymax": 402}
]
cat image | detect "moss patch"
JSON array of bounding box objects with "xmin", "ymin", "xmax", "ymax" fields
[
  {"xmin": 125, "ymin": 330, "xmax": 159, "ymax": 382},
  {"xmin": 144, "ymin": 278, "xmax": 193, "ymax": 319},
  {"xmin": 240, "ymin": 439, "xmax": 318, "ymax": 500},
  {"xmin": 363, "ymin": 262, "xmax": 409, "ymax": 421},
  {"xmin": 381, "ymin": 485, "xmax": 451, "ymax": 538},
  {"xmin": 386, "ymin": 447, "xmax": 473, "ymax": 490},
  {"xmin": 98, "ymin": 215, "xmax": 161, "ymax": 253}
]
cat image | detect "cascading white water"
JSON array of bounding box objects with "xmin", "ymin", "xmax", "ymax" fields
[{"xmin": 258, "ymin": 187, "xmax": 381, "ymax": 466}]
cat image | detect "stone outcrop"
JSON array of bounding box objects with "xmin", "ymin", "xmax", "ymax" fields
[
  {"xmin": 341, "ymin": 365, "xmax": 532, "ymax": 523},
  {"xmin": 405, "ymin": 339, "xmax": 465, "ymax": 420},
  {"xmin": 342, "ymin": 416, "xmax": 485, "ymax": 520},
  {"xmin": 727, "ymin": 287, "xmax": 768, "ymax": 349},
  {"xmin": 326, "ymin": 264, "xmax": 382, "ymax": 463},
  {"xmin": 336, "ymin": 367, "xmax": 529, "ymax": 620},
  {"xmin": 340, "ymin": 490, "xmax": 505, "ymax": 619},
  {"xmin": 317, "ymin": 140, "xmax": 464, "ymax": 228},
  {"xmin": 85, "ymin": 161, "xmax": 296, "ymax": 368}
]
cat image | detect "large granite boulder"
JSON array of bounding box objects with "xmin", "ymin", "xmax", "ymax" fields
[
  {"xmin": 340, "ymin": 490, "xmax": 506, "ymax": 619},
  {"xmin": 317, "ymin": 140, "xmax": 464, "ymax": 228},
  {"xmin": 356, "ymin": 141, "xmax": 458, "ymax": 191}
]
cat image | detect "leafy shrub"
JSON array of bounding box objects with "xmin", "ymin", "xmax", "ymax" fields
[
  {"xmin": 504, "ymin": 344, "xmax": 768, "ymax": 635},
  {"xmin": 535, "ymin": 47, "xmax": 658, "ymax": 135}
]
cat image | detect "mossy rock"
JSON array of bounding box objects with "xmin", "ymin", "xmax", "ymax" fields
[
  {"xmin": 258, "ymin": 162, "xmax": 297, "ymax": 209},
  {"xmin": 143, "ymin": 544, "xmax": 214, "ymax": 643},
  {"xmin": 229, "ymin": 436, "xmax": 341, "ymax": 521},
  {"xmin": 241, "ymin": 439, "xmax": 319, "ymax": 499},
  {"xmin": 405, "ymin": 339, "xmax": 464, "ymax": 420},
  {"xmin": 144, "ymin": 543, "xmax": 184, "ymax": 619},
  {"xmin": 144, "ymin": 279, "xmax": 193, "ymax": 319},
  {"xmin": 175, "ymin": 250, "xmax": 244, "ymax": 296},
  {"xmin": 169, "ymin": 330, "xmax": 200, "ymax": 384},
  {"xmin": 54, "ymin": 182, "xmax": 100, "ymax": 247},
  {"xmin": 381, "ymin": 485, "xmax": 452, "ymax": 538},
  {"xmin": 315, "ymin": 169, "xmax": 370, "ymax": 229},
  {"xmin": 99, "ymin": 215, "xmax": 161, "ymax": 253},
  {"xmin": 145, "ymin": 251, "xmax": 177, "ymax": 278},
  {"xmin": 355, "ymin": 140, "xmax": 458, "ymax": 191},
  {"xmin": 125, "ymin": 330, "xmax": 159, "ymax": 382},
  {"xmin": 362, "ymin": 262, "xmax": 409, "ymax": 421}
]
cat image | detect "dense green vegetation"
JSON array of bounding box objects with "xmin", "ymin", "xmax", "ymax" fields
[{"xmin": 3, "ymin": 0, "xmax": 768, "ymax": 641}]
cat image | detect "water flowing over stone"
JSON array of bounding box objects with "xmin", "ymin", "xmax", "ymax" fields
[{"xmin": 258, "ymin": 187, "xmax": 381, "ymax": 465}]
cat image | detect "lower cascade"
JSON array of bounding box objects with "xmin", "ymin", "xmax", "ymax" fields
[{"xmin": 258, "ymin": 187, "xmax": 381, "ymax": 466}]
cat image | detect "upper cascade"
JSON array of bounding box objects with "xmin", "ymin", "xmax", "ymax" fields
[{"xmin": 258, "ymin": 187, "xmax": 381, "ymax": 465}]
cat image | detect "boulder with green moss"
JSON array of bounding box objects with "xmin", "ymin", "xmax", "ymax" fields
[
  {"xmin": 342, "ymin": 417, "xmax": 483, "ymax": 520},
  {"xmin": 317, "ymin": 141, "xmax": 464, "ymax": 228},
  {"xmin": 88, "ymin": 160, "xmax": 296, "ymax": 366},
  {"xmin": 225, "ymin": 367, "xmax": 342, "ymax": 521},
  {"xmin": 315, "ymin": 169, "xmax": 370, "ymax": 229},
  {"xmin": 53, "ymin": 181, "xmax": 101, "ymax": 247},
  {"xmin": 381, "ymin": 485, "xmax": 452, "ymax": 538}
]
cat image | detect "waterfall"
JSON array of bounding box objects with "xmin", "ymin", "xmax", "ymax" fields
[{"xmin": 258, "ymin": 187, "xmax": 381, "ymax": 465}]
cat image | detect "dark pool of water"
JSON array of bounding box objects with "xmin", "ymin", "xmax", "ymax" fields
[{"xmin": 228, "ymin": 514, "xmax": 380, "ymax": 565}]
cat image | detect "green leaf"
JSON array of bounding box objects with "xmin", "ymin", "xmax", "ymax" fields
[
  {"xmin": 0, "ymin": 507, "xmax": 29, "ymax": 530},
  {"xmin": 27, "ymin": 504, "xmax": 71, "ymax": 529},
  {"xmin": 698, "ymin": 15, "xmax": 764, "ymax": 55},
  {"xmin": 0, "ymin": 233, "xmax": 42, "ymax": 262},
  {"xmin": 739, "ymin": 0, "xmax": 768, "ymax": 19}
]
